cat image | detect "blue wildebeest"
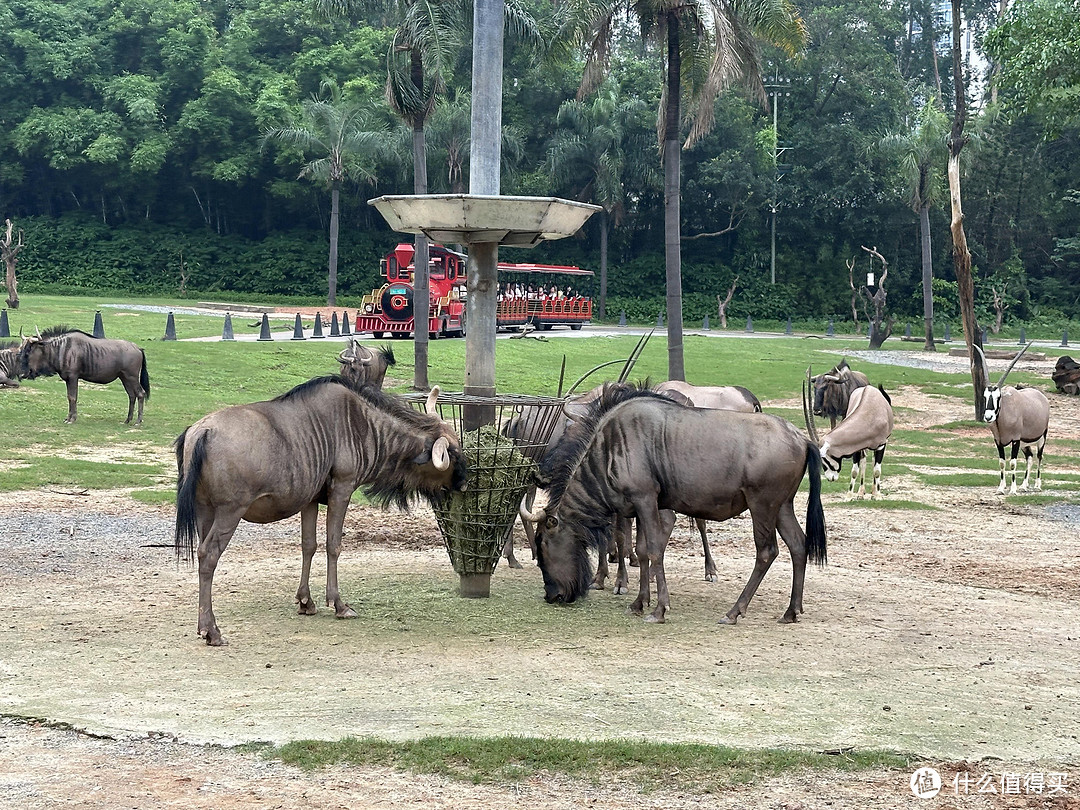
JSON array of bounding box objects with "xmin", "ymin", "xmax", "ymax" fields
[
  {"xmin": 803, "ymin": 369, "xmax": 894, "ymax": 500},
  {"xmin": 653, "ymin": 379, "xmax": 764, "ymax": 582},
  {"xmin": 523, "ymin": 385, "xmax": 827, "ymax": 624},
  {"xmin": 811, "ymin": 359, "xmax": 868, "ymax": 428},
  {"xmin": 174, "ymin": 379, "xmax": 467, "ymax": 646},
  {"xmin": 0, "ymin": 340, "xmax": 20, "ymax": 388},
  {"xmin": 17, "ymin": 326, "xmax": 150, "ymax": 424},
  {"xmin": 337, "ymin": 340, "xmax": 395, "ymax": 389},
  {"xmin": 974, "ymin": 345, "xmax": 1050, "ymax": 494}
]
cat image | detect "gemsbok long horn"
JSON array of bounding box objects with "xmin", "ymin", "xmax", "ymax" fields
[
  {"xmin": 802, "ymin": 367, "xmax": 820, "ymax": 445},
  {"xmin": 995, "ymin": 343, "xmax": 1030, "ymax": 388}
]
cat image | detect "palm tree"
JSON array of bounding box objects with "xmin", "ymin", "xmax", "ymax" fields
[
  {"xmin": 559, "ymin": 0, "xmax": 806, "ymax": 379},
  {"xmin": 879, "ymin": 98, "xmax": 949, "ymax": 351},
  {"xmin": 547, "ymin": 85, "xmax": 653, "ymax": 319},
  {"xmin": 263, "ymin": 82, "xmax": 386, "ymax": 306}
]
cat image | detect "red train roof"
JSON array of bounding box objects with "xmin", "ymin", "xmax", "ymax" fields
[{"xmin": 391, "ymin": 243, "xmax": 593, "ymax": 276}]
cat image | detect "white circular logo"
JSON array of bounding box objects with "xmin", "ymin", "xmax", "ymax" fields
[{"xmin": 910, "ymin": 767, "xmax": 942, "ymax": 799}]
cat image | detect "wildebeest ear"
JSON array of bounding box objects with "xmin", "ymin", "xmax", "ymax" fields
[{"xmin": 544, "ymin": 515, "xmax": 559, "ymax": 530}]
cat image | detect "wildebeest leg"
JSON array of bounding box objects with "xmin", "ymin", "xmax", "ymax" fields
[
  {"xmin": 718, "ymin": 510, "xmax": 779, "ymax": 625},
  {"xmin": 63, "ymin": 375, "xmax": 79, "ymax": 424},
  {"xmin": 871, "ymin": 445, "xmax": 886, "ymax": 499},
  {"xmin": 295, "ymin": 502, "xmax": 320, "ymax": 615},
  {"xmin": 775, "ymin": 502, "xmax": 807, "ymax": 623},
  {"xmin": 197, "ymin": 508, "xmax": 244, "ymax": 646},
  {"xmin": 502, "ymin": 523, "xmax": 523, "ymax": 570},
  {"xmin": 591, "ymin": 540, "xmax": 610, "ymax": 590},
  {"xmin": 324, "ymin": 490, "xmax": 357, "ymax": 619},
  {"xmin": 613, "ymin": 516, "xmax": 631, "ymax": 595},
  {"xmin": 630, "ymin": 524, "xmax": 651, "ymax": 616},
  {"xmin": 639, "ymin": 506, "xmax": 674, "ymax": 623},
  {"xmin": 696, "ymin": 519, "xmax": 717, "ymax": 582}
]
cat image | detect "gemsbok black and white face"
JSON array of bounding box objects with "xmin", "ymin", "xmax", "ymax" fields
[{"xmin": 981, "ymin": 385, "xmax": 1002, "ymax": 423}]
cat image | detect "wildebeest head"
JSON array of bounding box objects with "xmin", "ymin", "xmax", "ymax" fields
[
  {"xmin": 16, "ymin": 334, "xmax": 56, "ymax": 380},
  {"xmin": 811, "ymin": 359, "xmax": 868, "ymax": 420},
  {"xmin": 338, "ymin": 340, "xmax": 396, "ymax": 390},
  {"xmin": 410, "ymin": 386, "xmax": 468, "ymax": 499},
  {"xmin": 522, "ymin": 489, "xmax": 595, "ymax": 604}
]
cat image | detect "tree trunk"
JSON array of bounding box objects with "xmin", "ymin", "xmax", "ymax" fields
[
  {"xmin": 919, "ymin": 203, "xmax": 936, "ymax": 350},
  {"xmin": 598, "ymin": 209, "xmax": 608, "ymax": 320},
  {"xmin": 664, "ymin": 14, "xmax": 685, "ymax": 381},
  {"xmin": 327, "ymin": 184, "xmax": 340, "ymax": 307},
  {"xmin": 948, "ymin": 0, "xmax": 986, "ymax": 418},
  {"xmin": 2, "ymin": 219, "xmax": 21, "ymax": 310},
  {"xmin": 410, "ymin": 48, "xmax": 431, "ymax": 392}
]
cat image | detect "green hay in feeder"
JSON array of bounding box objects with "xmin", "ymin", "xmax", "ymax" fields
[{"xmin": 434, "ymin": 426, "xmax": 537, "ymax": 576}]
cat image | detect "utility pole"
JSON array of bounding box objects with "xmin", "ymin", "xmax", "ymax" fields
[{"xmin": 765, "ymin": 76, "xmax": 792, "ymax": 284}]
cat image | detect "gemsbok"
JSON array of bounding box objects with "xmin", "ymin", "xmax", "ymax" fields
[
  {"xmin": 803, "ymin": 368, "xmax": 894, "ymax": 500},
  {"xmin": 974, "ymin": 345, "xmax": 1050, "ymax": 494}
]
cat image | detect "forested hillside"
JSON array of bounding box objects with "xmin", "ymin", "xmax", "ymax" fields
[{"xmin": 1, "ymin": 0, "xmax": 1076, "ymax": 325}]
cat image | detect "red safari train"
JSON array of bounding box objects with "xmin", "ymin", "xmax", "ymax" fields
[{"xmin": 355, "ymin": 242, "xmax": 593, "ymax": 338}]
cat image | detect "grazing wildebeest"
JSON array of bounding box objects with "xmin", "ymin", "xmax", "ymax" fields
[
  {"xmin": 974, "ymin": 345, "xmax": 1050, "ymax": 494},
  {"xmin": 174, "ymin": 379, "xmax": 467, "ymax": 646},
  {"xmin": 0, "ymin": 340, "xmax": 20, "ymax": 388},
  {"xmin": 803, "ymin": 369, "xmax": 894, "ymax": 499},
  {"xmin": 17, "ymin": 326, "xmax": 149, "ymax": 424},
  {"xmin": 811, "ymin": 359, "xmax": 868, "ymax": 428},
  {"xmin": 523, "ymin": 385, "xmax": 826, "ymax": 624},
  {"xmin": 337, "ymin": 340, "xmax": 395, "ymax": 389}
]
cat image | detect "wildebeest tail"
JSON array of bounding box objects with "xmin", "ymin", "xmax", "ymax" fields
[
  {"xmin": 804, "ymin": 443, "xmax": 827, "ymax": 565},
  {"xmin": 174, "ymin": 429, "xmax": 207, "ymax": 563},
  {"xmin": 140, "ymin": 350, "xmax": 150, "ymax": 401}
]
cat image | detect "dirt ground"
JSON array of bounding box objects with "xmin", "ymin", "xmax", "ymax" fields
[{"xmin": 2, "ymin": 360, "xmax": 1080, "ymax": 809}]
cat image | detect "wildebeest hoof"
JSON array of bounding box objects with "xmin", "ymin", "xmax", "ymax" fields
[
  {"xmin": 336, "ymin": 605, "xmax": 358, "ymax": 619},
  {"xmin": 644, "ymin": 612, "xmax": 666, "ymax": 624},
  {"xmin": 704, "ymin": 573, "xmax": 718, "ymax": 583},
  {"xmin": 778, "ymin": 612, "xmax": 799, "ymax": 624},
  {"xmin": 589, "ymin": 581, "xmax": 605, "ymax": 591},
  {"xmin": 297, "ymin": 600, "xmax": 318, "ymax": 616},
  {"xmin": 507, "ymin": 558, "xmax": 523, "ymax": 569},
  {"xmin": 717, "ymin": 615, "xmax": 739, "ymax": 625},
  {"xmin": 201, "ymin": 629, "xmax": 227, "ymax": 646},
  {"xmin": 613, "ymin": 583, "xmax": 628, "ymax": 595}
]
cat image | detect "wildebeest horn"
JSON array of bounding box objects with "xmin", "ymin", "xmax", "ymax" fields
[
  {"xmin": 996, "ymin": 343, "xmax": 1029, "ymax": 388},
  {"xmin": 519, "ymin": 488, "xmax": 551, "ymax": 522},
  {"xmin": 431, "ymin": 436, "xmax": 451, "ymax": 471},
  {"xmin": 802, "ymin": 366, "xmax": 820, "ymax": 444},
  {"xmin": 425, "ymin": 385, "xmax": 441, "ymax": 415},
  {"xmin": 337, "ymin": 342, "xmax": 355, "ymax": 363}
]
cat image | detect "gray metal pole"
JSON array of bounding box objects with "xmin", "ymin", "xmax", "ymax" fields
[
  {"xmin": 770, "ymin": 93, "xmax": 778, "ymax": 285},
  {"xmin": 464, "ymin": 0, "xmax": 504, "ymax": 410}
]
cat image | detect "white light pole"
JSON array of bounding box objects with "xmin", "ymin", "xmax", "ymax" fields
[{"xmin": 765, "ymin": 76, "xmax": 792, "ymax": 285}]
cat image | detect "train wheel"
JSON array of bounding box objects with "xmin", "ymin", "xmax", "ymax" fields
[{"xmin": 570, "ymin": 323, "xmax": 583, "ymax": 331}]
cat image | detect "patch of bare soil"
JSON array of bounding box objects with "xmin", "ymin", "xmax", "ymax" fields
[{"xmin": 1, "ymin": 382, "xmax": 1079, "ymax": 809}]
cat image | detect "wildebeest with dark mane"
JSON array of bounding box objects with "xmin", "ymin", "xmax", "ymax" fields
[
  {"xmin": 337, "ymin": 340, "xmax": 395, "ymax": 389},
  {"xmin": 174, "ymin": 378, "xmax": 467, "ymax": 646},
  {"xmin": 811, "ymin": 359, "xmax": 868, "ymax": 428},
  {"xmin": 522, "ymin": 385, "xmax": 826, "ymax": 624},
  {"xmin": 17, "ymin": 326, "xmax": 150, "ymax": 423},
  {"xmin": 0, "ymin": 340, "xmax": 20, "ymax": 388}
]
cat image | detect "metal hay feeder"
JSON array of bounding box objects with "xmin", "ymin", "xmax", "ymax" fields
[{"xmin": 410, "ymin": 392, "xmax": 566, "ymax": 598}]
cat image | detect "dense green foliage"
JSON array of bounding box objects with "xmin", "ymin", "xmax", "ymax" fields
[{"xmin": 1, "ymin": 0, "xmax": 1077, "ymax": 322}]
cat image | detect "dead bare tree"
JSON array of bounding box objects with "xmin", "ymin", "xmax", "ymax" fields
[
  {"xmin": 846, "ymin": 257, "xmax": 861, "ymax": 335},
  {"xmin": 859, "ymin": 245, "xmax": 894, "ymax": 349},
  {"xmin": 2, "ymin": 219, "xmax": 24, "ymax": 309},
  {"xmin": 990, "ymin": 282, "xmax": 1008, "ymax": 333},
  {"xmin": 948, "ymin": 0, "xmax": 987, "ymax": 417},
  {"xmin": 717, "ymin": 275, "xmax": 738, "ymax": 329}
]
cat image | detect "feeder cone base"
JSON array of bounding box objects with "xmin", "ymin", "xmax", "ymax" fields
[{"xmin": 458, "ymin": 573, "xmax": 492, "ymax": 598}]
